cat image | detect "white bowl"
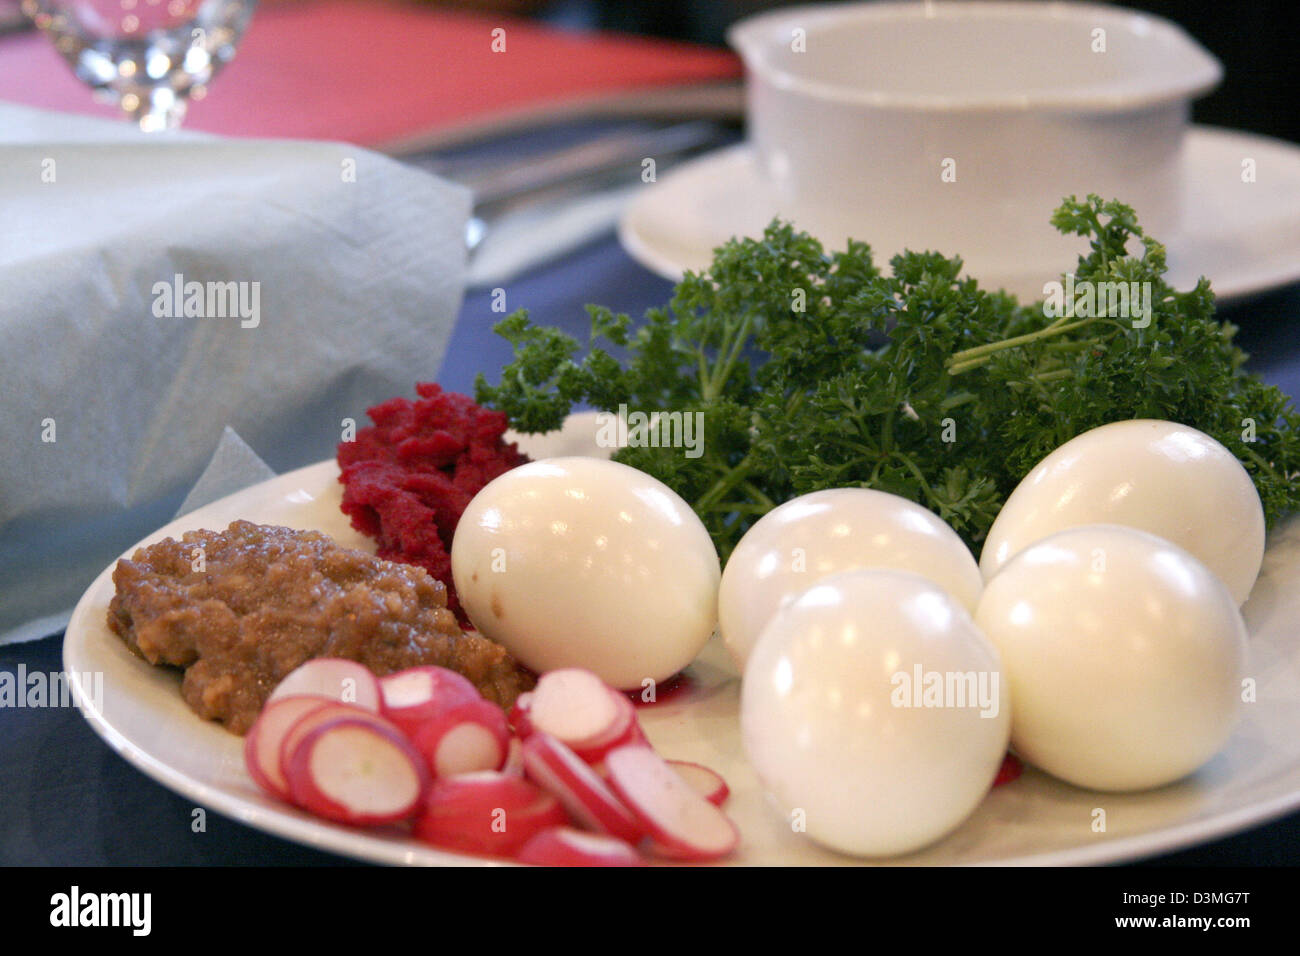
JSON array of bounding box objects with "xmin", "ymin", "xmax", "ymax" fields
[{"xmin": 727, "ymin": 1, "xmax": 1222, "ymax": 277}]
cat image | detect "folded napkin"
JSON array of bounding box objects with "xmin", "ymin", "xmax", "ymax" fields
[
  {"xmin": 0, "ymin": 103, "xmax": 471, "ymax": 645},
  {"xmin": 174, "ymin": 427, "xmax": 278, "ymax": 520}
]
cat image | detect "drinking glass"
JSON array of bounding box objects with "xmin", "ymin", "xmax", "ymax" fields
[{"xmin": 23, "ymin": 0, "xmax": 257, "ymax": 131}]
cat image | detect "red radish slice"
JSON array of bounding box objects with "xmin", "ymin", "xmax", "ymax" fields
[
  {"xmin": 517, "ymin": 827, "xmax": 644, "ymax": 867},
  {"xmin": 501, "ymin": 737, "xmax": 525, "ymax": 777},
  {"xmin": 521, "ymin": 734, "xmax": 645, "ymax": 844},
  {"xmin": 245, "ymin": 696, "xmax": 336, "ymax": 802},
  {"xmin": 666, "ymin": 761, "xmax": 729, "ymax": 807},
  {"xmin": 285, "ymin": 716, "xmax": 429, "ymax": 825},
  {"xmin": 506, "ymin": 692, "xmax": 534, "ymax": 737},
  {"xmin": 624, "ymin": 720, "xmax": 651, "ymax": 749},
  {"xmin": 605, "ymin": 746, "xmax": 739, "ymax": 861},
  {"xmin": 569, "ymin": 690, "xmax": 641, "ymax": 763},
  {"xmin": 529, "ymin": 669, "xmax": 625, "ymax": 747},
  {"xmin": 414, "ymin": 771, "xmax": 567, "ymax": 857},
  {"xmin": 410, "ymin": 699, "xmax": 510, "ymax": 778},
  {"xmin": 268, "ymin": 658, "xmax": 382, "ymax": 712},
  {"xmin": 528, "ymin": 678, "xmax": 639, "ymax": 763},
  {"xmin": 278, "ymin": 702, "xmax": 397, "ymax": 794},
  {"xmin": 379, "ymin": 666, "xmax": 482, "ymax": 737}
]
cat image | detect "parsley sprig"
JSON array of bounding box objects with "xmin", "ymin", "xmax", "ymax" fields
[{"xmin": 475, "ymin": 196, "xmax": 1300, "ymax": 561}]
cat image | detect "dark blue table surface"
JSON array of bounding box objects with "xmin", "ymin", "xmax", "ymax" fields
[{"xmin": 4, "ymin": 226, "xmax": 1299, "ymax": 867}]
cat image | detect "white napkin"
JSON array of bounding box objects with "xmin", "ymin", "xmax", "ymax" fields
[
  {"xmin": 173, "ymin": 426, "xmax": 278, "ymax": 520},
  {"xmin": 0, "ymin": 103, "xmax": 472, "ymax": 644}
]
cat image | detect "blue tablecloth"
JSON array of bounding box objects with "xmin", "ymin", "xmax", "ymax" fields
[{"xmin": 4, "ymin": 226, "xmax": 1298, "ymax": 866}]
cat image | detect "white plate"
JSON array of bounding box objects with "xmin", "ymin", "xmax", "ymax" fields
[
  {"xmin": 620, "ymin": 126, "xmax": 1300, "ymax": 304},
  {"xmin": 65, "ymin": 413, "xmax": 1300, "ymax": 865}
]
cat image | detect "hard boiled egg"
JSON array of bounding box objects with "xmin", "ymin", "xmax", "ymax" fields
[
  {"xmin": 450, "ymin": 457, "xmax": 720, "ymax": 689},
  {"xmin": 975, "ymin": 524, "xmax": 1247, "ymax": 791},
  {"xmin": 980, "ymin": 419, "xmax": 1265, "ymax": 604},
  {"xmin": 742, "ymin": 568, "xmax": 1009, "ymax": 857},
  {"xmin": 719, "ymin": 488, "xmax": 983, "ymax": 670}
]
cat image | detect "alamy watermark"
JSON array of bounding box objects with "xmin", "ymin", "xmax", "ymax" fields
[
  {"xmin": 890, "ymin": 665, "xmax": 1000, "ymax": 718},
  {"xmin": 50, "ymin": 886, "xmax": 150, "ymax": 936},
  {"xmin": 152, "ymin": 272, "xmax": 261, "ymax": 328},
  {"xmin": 595, "ymin": 404, "xmax": 704, "ymax": 459},
  {"xmin": 1043, "ymin": 272, "xmax": 1152, "ymax": 328},
  {"xmin": 0, "ymin": 665, "xmax": 103, "ymax": 713}
]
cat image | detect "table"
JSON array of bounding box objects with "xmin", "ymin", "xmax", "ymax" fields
[{"xmin": 3, "ymin": 225, "xmax": 1298, "ymax": 865}]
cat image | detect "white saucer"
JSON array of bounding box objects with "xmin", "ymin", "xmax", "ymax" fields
[{"xmin": 620, "ymin": 126, "xmax": 1300, "ymax": 304}]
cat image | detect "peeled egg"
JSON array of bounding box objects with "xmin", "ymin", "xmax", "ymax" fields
[
  {"xmin": 450, "ymin": 457, "xmax": 720, "ymax": 689},
  {"xmin": 980, "ymin": 419, "xmax": 1265, "ymax": 604},
  {"xmin": 719, "ymin": 488, "xmax": 983, "ymax": 670},
  {"xmin": 742, "ymin": 569, "xmax": 1010, "ymax": 857},
  {"xmin": 975, "ymin": 524, "xmax": 1246, "ymax": 792}
]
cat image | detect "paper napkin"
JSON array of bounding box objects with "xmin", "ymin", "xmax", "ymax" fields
[{"xmin": 0, "ymin": 103, "xmax": 471, "ymax": 644}]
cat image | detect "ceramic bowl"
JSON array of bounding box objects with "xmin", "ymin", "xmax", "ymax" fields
[{"xmin": 727, "ymin": 1, "xmax": 1222, "ymax": 278}]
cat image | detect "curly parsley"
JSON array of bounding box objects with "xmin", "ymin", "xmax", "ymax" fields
[{"xmin": 475, "ymin": 196, "xmax": 1300, "ymax": 561}]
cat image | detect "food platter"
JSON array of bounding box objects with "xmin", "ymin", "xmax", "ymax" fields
[{"xmin": 64, "ymin": 413, "xmax": 1300, "ymax": 865}]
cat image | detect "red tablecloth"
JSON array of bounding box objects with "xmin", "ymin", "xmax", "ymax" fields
[{"xmin": 0, "ymin": 0, "xmax": 740, "ymax": 148}]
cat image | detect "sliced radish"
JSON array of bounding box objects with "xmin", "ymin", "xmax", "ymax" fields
[
  {"xmin": 379, "ymin": 666, "xmax": 481, "ymax": 737},
  {"xmin": 625, "ymin": 720, "xmax": 651, "ymax": 748},
  {"xmin": 410, "ymin": 698, "xmax": 510, "ymax": 778},
  {"xmin": 569, "ymin": 691, "xmax": 642, "ymax": 763},
  {"xmin": 506, "ymin": 692, "xmax": 534, "ymax": 737},
  {"xmin": 517, "ymin": 827, "xmax": 644, "ymax": 867},
  {"xmin": 278, "ymin": 702, "xmax": 397, "ymax": 793},
  {"xmin": 666, "ymin": 761, "xmax": 729, "ymax": 807},
  {"xmin": 414, "ymin": 771, "xmax": 568, "ymax": 858},
  {"xmin": 529, "ymin": 671, "xmax": 640, "ymax": 763},
  {"xmin": 521, "ymin": 734, "xmax": 645, "ymax": 844},
  {"xmin": 284, "ymin": 716, "xmax": 430, "ymax": 825},
  {"xmin": 245, "ymin": 696, "xmax": 336, "ymax": 802},
  {"xmin": 501, "ymin": 737, "xmax": 525, "ymax": 777},
  {"xmin": 268, "ymin": 658, "xmax": 382, "ymax": 712},
  {"xmin": 605, "ymin": 746, "xmax": 738, "ymax": 862},
  {"xmin": 529, "ymin": 669, "xmax": 624, "ymax": 747}
]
